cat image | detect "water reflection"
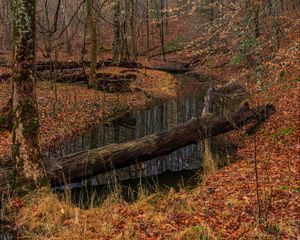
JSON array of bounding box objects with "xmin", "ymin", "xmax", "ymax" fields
[
  {"xmin": 0, "ymin": 234, "xmax": 14, "ymax": 240},
  {"xmin": 0, "ymin": 226, "xmax": 15, "ymax": 240},
  {"xmin": 46, "ymin": 74, "xmax": 232, "ymax": 186}
]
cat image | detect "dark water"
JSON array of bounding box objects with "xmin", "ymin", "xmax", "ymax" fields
[
  {"xmin": 46, "ymin": 74, "xmax": 236, "ymax": 201},
  {"xmin": 0, "ymin": 223, "xmax": 16, "ymax": 240}
]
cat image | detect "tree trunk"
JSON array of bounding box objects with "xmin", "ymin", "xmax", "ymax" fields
[
  {"xmin": 87, "ymin": 0, "xmax": 97, "ymax": 88},
  {"xmin": 164, "ymin": 0, "xmax": 169, "ymax": 35},
  {"xmin": 112, "ymin": 0, "xmax": 121, "ymax": 65},
  {"xmin": 160, "ymin": 0, "xmax": 166, "ymax": 61},
  {"xmin": 130, "ymin": 0, "xmax": 137, "ymax": 62},
  {"xmin": 146, "ymin": 0, "xmax": 150, "ymax": 60},
  {"xmin": 254, "ymin": 4, "xmax": 260, "ymax": 38},
  {"xmin": 12, "ymin": 0, "xmax": 44, "ymax": 182},
  {"xmin": 61, "ymin": 0, "xmax": 72, "ymax": 55},
  {"xmin": 267, "ymin": 0, "xmax": 281, "ymax": 48}
]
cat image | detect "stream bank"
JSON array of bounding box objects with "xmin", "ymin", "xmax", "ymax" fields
[
  {"xmin": 48, "ymin": 73, "xmax": 241, "ymax": 206},
  {"xmin": 0, "ymin": 68, "xmax": 177, "ymax": 162}
]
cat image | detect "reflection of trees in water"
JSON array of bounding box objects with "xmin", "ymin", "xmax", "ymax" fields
[
  {"xmin": 0, "ymin": 231, "xmax": 14, "ymax": 240},
  {"xmin": 95, "ymin": 91, "xmax": 205, "ymax": 184},
  {"xmin": 46, "ymin": 77, "xmax": 219, "ymax": 185}
]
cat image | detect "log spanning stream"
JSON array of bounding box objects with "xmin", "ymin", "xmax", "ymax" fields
[{"xmin": 45, "ymin": 74, "xmax": 239, "ymax": 201}]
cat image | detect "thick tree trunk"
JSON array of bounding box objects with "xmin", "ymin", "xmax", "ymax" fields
[
  {"xmin": 47, "ymin": 103, "xmax": 275, "ymax": 185},
  {"xmin": 254, "ymin": 4, "xmax": 260, "ymax": 38},
  {"xmin": 12, "ymin": 0, "xmax": 44, "ymax": 182}
]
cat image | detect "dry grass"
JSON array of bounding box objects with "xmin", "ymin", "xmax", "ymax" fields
[
  {"xmin": 7, "ymin": 186, "xmax": 212, "ymax": 240},
  {"xmin": 202, "ymin": 140, "xmax": 216, "ymax": 178}
]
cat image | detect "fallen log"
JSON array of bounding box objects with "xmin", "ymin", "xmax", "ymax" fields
[
  {"xmin": 0, "ymin": 60, "xmax": 142, "ymax": 82},
  {"xmin": 0, "ymin": 60, "xmax": 192, "ymax": 82},
  {"xmin": 37, "ymin": 70, "xmax": 137, "ymax": 87},
  {"xmin": 0, "ymin": 103, "xmax": 275, "ymax": 191},
  {"xmin": 47, "ymin": 102, "xmax": 275, "ymax": 185},
  {"xmin": 36, "ymin": 68, "xmax": 87, "ymax": 83},
  {"xmin": 34, "ymin": 60, "xmax": 141, "ymax": 70}
]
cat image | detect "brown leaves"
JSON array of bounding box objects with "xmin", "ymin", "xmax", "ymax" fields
[
  {"xmin": 0, "ymin": 68, "xmax": 176, "ymax": 160},
  {"xmin": 9, "ymin": 197, "xmax": 24, "ymax": 210}
]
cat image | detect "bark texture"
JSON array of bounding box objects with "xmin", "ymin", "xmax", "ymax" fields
[{"xmin": 12, "ymin": 0, "xmax": 44, "ymax": 181}]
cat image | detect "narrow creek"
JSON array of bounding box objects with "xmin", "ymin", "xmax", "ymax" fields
[{"xmin": 1, "ymin": 74, "xmax": 238, "ymax": 238}]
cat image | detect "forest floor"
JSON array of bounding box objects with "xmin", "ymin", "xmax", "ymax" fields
[
  {"xmin": 0, "ymin": 67, "xmax": 177, "ymax": 162},
  {"xmin": 2, "ymin": 8, "xmax": 300, "ymax": 240},
  {"xmin": 5, "ymin": 51, "xmax": 299, "ymax": 239}
]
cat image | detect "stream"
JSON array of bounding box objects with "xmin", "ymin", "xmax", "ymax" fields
[
  {"xmin": 0, "ymin": 74, "xmax": 237, "ymax": 237},
  {"xmin": 46, "ymin": 73, "xmax": 237, "ymax": 205}
]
